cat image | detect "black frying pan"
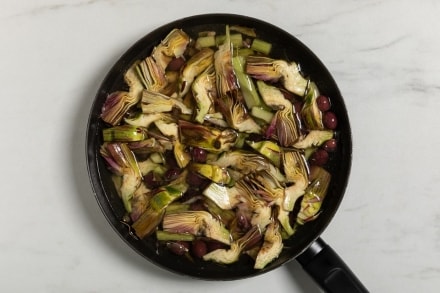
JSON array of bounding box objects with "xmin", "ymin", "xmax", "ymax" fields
[{"xmin": 86, "ymin": 14, "xmax": 368, "ymax": 292}]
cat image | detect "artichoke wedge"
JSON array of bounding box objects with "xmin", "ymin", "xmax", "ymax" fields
[
  {"xmin": 100, "ymin": 143, "xmax": 142, "ymax": 213},
  {"xmin": 254, "ymin": 221, "xmax": 283, "ymax": 269},
  {"xmin": 293, "ymin": 130, "xmax": 334, "ymax": 149},
  {"xmin": 214, "ymin": 25, "xmax": 239, "ymax": 97},
  {"xmin": 203, "ymin": 225, "xmax": 262, "ymax": 264},
  {"xmin": 141, "ymin": 89, "xmax": 192, "ymax": 115},
  {"xmin": 132, "ymin": 172, "xmax": 189, "ymax": 238},
  {"xmin": 163, "ymin": 211, "xmax": 231, "ymax": 245},
  {"xmin": 124, "ymin": 113, "xmax": 168, "ymax": 128},
  {"xmin": 192, "ymin": 65, "xmax": 216, "ymax": 123},
  {"xmin": 296, "ymin": 166, "xmax": 330, "ymax": 225},
  {"xmin": 246, "ymin": 56, "xmax": 308, "ymax": 96},
  {"xmin": 191, "ymin": 163, "xmax": 232, "ymax": 185},
  {"xmin": 152, "ymin": 28, "xmax": 190, "ymax": 71},
  {"xmin": 179, "ymin": 120, "xmax": 237, "ymax": 153},
  {"xmin": 210, "ymin": 150, "xmax": 271, "ymax": 175},
  {"xmin": 203, "ymin": 182, "xmax": 241, "ymax": 210},
  {"xmin": 101, "ymin": 91, "xmax": 138, "ymax": 126},
  {"xmin": 257, "ymin": 81, "xmax": 301, "ymax": 146},
  {"xmin": 301, "ymin": 82, "xmax": 324, "ymax": 130},
  {"xmin": 235, "ymin": 181, "xmax": 272, "ymax": 230},
  {"xmin": 246, "ymin": 140, "xmax": 281, "ymax": 168},
  {"xmin": 179, "ymin": 47, "xmax": 214, "ymax": 97},
  {"xmin": 136, "ymin": 57, "xmax": 168, "ymax": 92},
  {"xmin": 282, "ymin": 151, "xmax": 309, "ymax": 211},
  {"xmin": 102, "ymin": 125, "xmax": 147, "ymax": 142}
]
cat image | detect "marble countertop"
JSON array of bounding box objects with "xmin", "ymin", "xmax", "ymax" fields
[{"xmin": 2, "ymin": 1, "xmax": 439, "ymax": 292}]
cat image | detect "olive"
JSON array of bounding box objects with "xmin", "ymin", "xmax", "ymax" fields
[
  {"xmin": 189, "ymin": 200, "xmax": 207, "ymax": 211},
  {"xmin": 164, "ymin": 168, "xmax": 181, "ymax": 181},
  {"xmin": 191, "ymin": 147, "xmax": 208, "ymax": 163},
  {"xmin": 323, "ymin": 111, "xmax": 338, "ymax": 130},
  {"xmin": 143, "ymin": 171, "xmax": 163, "ymax": 189},
  {"xmin": 207, "ymin": 241, "xmax": 227, "ymax": 252},
  {"xmin": 309, "ymin": 149, "xmax": 329, "ymax": 166},
  {"xmin": 323, "ymin": 138, "xmax": 337, "ymax": 152},
  {"xmin": 191, "ymin": 239, "xmax": 208, "ymax": 258},
  {"xmin": 317, "ymin": 95, "xmax": 331, "ymax": 112},
  {"xmin": 186, "ymin": 171, "xmax": 205, "ymax": 186},
  {"xmin": 236, "ymin": 212, "xmax": 251, "ymax": 230},
  {"xmin": 167, "ymin": 241, "xmax": 189, "ymax": 256},
  {"xmin": 166, "ymin": 57, "xmax": 186, "ymax": 71}
]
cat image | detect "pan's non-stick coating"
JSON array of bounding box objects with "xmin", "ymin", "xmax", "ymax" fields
[{"xmin": 86, "ymin": 14, "xmax": 352, "ymax": 280}]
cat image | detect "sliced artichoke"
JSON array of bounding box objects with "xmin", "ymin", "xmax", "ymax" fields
[
  {"xmin": 101, "ymin": 91, "xmax": 138, "ymax": 126},
  {"xmin": 163, "ymin": 211, "xmax": 231, "ymax": 245},
  {"xmin": 210, "ymin": 150, "xmax": 270, "ymax": 175},
  {"xmin": 136, "ymin": 56, "xmax": 168, "ymax": 92},
  {"xmin": 235, "ymin": 181, "xmax": 272, "ymax": 230},
  {"xmin": 216, "ymin": 92, "xmax": 262, "ymax": 134},
  {"xmin": 246, "ymin": 140, "xmax": 281, "ymax": 168},
  {"xmin": 203, "ymin": 225, "xmax": 262, "ymax": 264},
  {"xmin": 282, "ymin": 151, "xmax": 309, "ymax": 211},
  {"xmin": 203, "ymin": 182, "xmax": 241, "ymax": 210},
  {"xmin": 191, "ymin": 65, "xmax": 216, "ymax": 123},
  {"xmin": 296, "ymin": 166, "xmax": 331, "ymax": 225},
  {"xmin": 191, "ymin": 163, "xmax": 232, "ymax": 185},
  {"xmin": 178, "ymin": 47, "xmax": 214, "ymax": 97},
  {"xmin": 293, "ymin": 130, "xmax": 334, "ymax": 149},
  {"xmin": 124, "ymin": 113, "xmax": 167, "ymax": 128},
  {"xmin": 301, "ymin": 81, "xmax": 324, "ymax": 130},
  {"xmin": 254, "ymin": 221, "xmax": 283, "ymax": 269},
  {"xmin": 214, "ymin": 25, "xmax": 239, "ymax": 96},
  {"xmin": 152, "ymin": 28, "xmax": 190, "ymax": 71},
  {"xmin": 256, "ymin": 80, "xmax": 290, "ymax": 110},
  {"xmin": 141, "ymin": 89, "xmax": 192, "ymax": 115},
  {"xmin": 179, "ymin": 120, "xmax": 237, "ymax": 153},
  {"xmin": 100, "ymin": 143, "xmax": 142, "ymax": 213},
  {"xmin": 246, "ymin": 56, "xmax": 308, "ymax": 96},
  {"xmin": 102, "ymin": 125, "xmax": 147, "ymax": 142}
]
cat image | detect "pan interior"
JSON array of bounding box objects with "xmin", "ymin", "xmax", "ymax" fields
[{"xmin": 86, "ymin": 13, "xmax": 352, "ymax": 280}]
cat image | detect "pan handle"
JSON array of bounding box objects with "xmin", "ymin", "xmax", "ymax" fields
[{"xmin": 296, "ymin": 237, "xmax": 369, "ymax": 293}]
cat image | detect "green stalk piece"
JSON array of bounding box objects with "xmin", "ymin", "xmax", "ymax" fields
[
  {"xmin": 103, "ymin": 125, "xmax": 147, "ymax": 142},
  {"xmin": 246, "ymin": 140, "xmax": 281, "ymax": 168},
  {"xmin": 232, "ymin": 55, "xmax": 262, "ymax": 109}
]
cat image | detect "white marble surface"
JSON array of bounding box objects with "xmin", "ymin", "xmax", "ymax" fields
[{"xmin": 1, "ymin": 0, "xmax": 439, "ymax": 292}]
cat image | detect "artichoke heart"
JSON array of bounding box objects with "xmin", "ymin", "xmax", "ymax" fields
[{"xmin": 163, "ymin": 211, "xmax": 231, "ymax": 245}]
